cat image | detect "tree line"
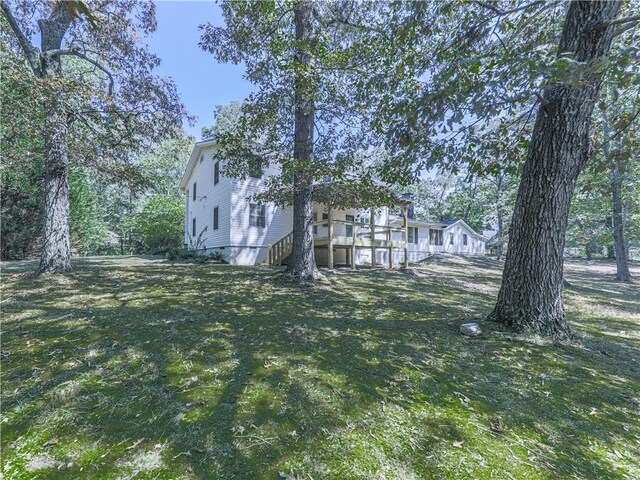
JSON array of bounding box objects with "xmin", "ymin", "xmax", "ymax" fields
[{"xmin": 2, "ymin": 0, "xmax": 638, "ymax": 340}]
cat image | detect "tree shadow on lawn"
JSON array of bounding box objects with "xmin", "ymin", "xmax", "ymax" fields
[{"xmin": 1, "ymin": 262, "xmax": 639, "ymax": 479}]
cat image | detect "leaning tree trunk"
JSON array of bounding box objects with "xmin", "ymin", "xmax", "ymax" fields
[
  {"xmin": 487, "ymin": 1, "xmax": 622, "ymax": 339},
  {"xmin": 38, "ymin": 8, "xmax": 72, "ymax": 274},
  {"xmin": 610, "ymin": 168, "xmax": 631, "ymax": 281},
  {"xmin": 285, "ymin": 0, "xmax": 319, "ymax": 280}
]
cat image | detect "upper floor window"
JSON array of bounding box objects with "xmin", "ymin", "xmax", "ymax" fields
[
  {"xmin": 450, "ymin": 233, "xmax": 454, "ymax": 245},
  {"xmin": 345, "ymin": 214, "xmax": 354, "ymax": 237},
  {"xmin": 249, "ymin": 203, "xmax": 265, "ymax": 228},
  {"xmin": 199, "ymin": 154, "xmax": 204, "ymax": 164},
  {"xmin": 248, "ymin": 155, "xmax": 263, "ymax": 178},
  {"xmin": 408, "ymin": 226, "xmax": 419, "ymax": 244},
  {"xmin": 192, "ymin": 182, "xmax": 197, "ymax": 201},
  {"xmin": 214, "ymin": 161, "xmax": 220, "ymax": 185},
  {"xmin": 463, "ymin": 233, "xmax": 468, "ymax": 246},
  {"xmin": 429, "ymin": 229, "xmax": 443, "ymax": 246},
  {"xmin": 192, "ymin": 217, "xmax": 197, "ymax": 237},
  {"xmin": 213, "ymin": 206, "xmax": 219, "ymax": 230}
]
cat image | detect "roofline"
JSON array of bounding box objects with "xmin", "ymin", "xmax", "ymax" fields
[
  {"xmin": 179, "ymin": 140, "xmax": 217, "ymax": 192},
  {"xmin": 442, "ymin": 219, "xmax": 488, "ymax": 240}
]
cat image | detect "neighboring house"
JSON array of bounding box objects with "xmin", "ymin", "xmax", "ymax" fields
[{"xmin": 179, "ymin": 141, "xmax": 487, "ymax": 266}]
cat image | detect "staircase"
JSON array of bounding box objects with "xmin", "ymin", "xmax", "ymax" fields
[{"xmin": 267, "ymin": 232, "xmax": 293, "ymax": 266}]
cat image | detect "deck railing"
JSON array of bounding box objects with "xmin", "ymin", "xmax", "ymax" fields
[{"xmin": 267, "ymin": 232, "xmax": 293, "ymax": 266}]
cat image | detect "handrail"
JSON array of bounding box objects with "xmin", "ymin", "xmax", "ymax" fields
[{"xmin": 267, "ymin": 231, "xmax": 293, "ymax": 266}]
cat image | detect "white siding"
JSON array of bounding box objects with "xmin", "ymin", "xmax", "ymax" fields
[
  {"xmin": 229, "ymin": 163, "xmax": 293, "ymax": 265},
  {"xmin": 443, "ymin": 222, "xmax": 485, "ymax": 255},
  {"xmin": 183, "ymin": 146, "xmax": 233, "ymax": 258}
]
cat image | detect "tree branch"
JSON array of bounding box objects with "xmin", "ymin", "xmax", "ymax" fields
[
  {"xmin": 474, "ymin": 1, "xmax": 545, "ymax": 17},
  {"xmin": 45, "ymin": 48, "xmax": 115, "ymax": 95},
  {"xmin": 598, "ymin": 13, "xmax": 640, "ymax": 28},
  {"xmin": 0, "ymin": 0, "xmax": 42, "ymax": 76}
]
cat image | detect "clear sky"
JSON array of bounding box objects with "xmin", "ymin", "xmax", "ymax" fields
[{"xmin": 147, "ymin": 1, "xmax": 253, "ymax": 141}]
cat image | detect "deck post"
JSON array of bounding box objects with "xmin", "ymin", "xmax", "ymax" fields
[
  {"xmin": 327, "ymin": 204, "xmax": 334, "ymax": 269},
  {"xmin": 370, "ymin": 208, "xmax": 376, "ymax": 266},
  {"xmin": 403, "ymin": 205, "xmax": 409, "ymax": 268},
  {"xmin": 351, "ymin": 221, "xmax": 356, "ymax": 269}
]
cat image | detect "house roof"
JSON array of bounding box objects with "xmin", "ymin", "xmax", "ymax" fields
[
  {"xmin": 179, "ymin": 139, "xmax": 216, "ymax": 192},
  {"xmin": 441, "ymin": 219, "xmax": 488, "ymax": 240}
]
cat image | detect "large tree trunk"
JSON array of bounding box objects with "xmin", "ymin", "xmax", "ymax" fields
[
  {"xmin": 38, "ymin": 7, "xmax": 72, "ymax": 274},
  {"xmin": 610, "ymin": 168, "xmax": 631, "ymax": 281},
  {"xmin": 487, "ymin": 1, "xmax": 622, "ymax": 339},
  {"xmin": 285, "ymin": 0, "xmax": 319, "ymax": 280},
  {"xmin": 39, "ymin": 96, "xmax": 71, "ymax": 273}
]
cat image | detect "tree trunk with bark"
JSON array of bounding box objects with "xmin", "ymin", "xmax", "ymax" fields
[
  {"xmin": 610, "ymin": 168, "xmax": 631, "ymax": 281},
  {"xmin": 285, "ymin": 0, "xmax": 319, "ymax": 280},
  {"xmin": 38, "ymin": 7, "xmax": 73, "ymax": 273},
  {"xmin": 487, "ymin": 1, "xmax": 622, "ymax": 339}
]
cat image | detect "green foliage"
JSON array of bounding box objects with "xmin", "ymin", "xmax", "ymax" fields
[
  {"xmin": 68, "ymin": 166, "xmax": 111, "ymax": 256},
  {"xmin": 129, "ymin": 195, "xmax": 185, "ymax": 255}
]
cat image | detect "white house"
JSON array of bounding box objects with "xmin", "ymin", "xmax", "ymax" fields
[{"xmin": 179, "ymin": 141, "xmax": 487, "ymax": 266}]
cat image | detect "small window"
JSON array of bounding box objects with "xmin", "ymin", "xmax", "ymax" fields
[
  {"xmin": 214, "ymin": 161, "xmax": 220, "ymax": 185},
  {"xmin": 345, "ymin": 214, "xmax": 354, "ymax": 237},
  {"xmin": 450, "ymin": 233, "xmax": 454, "ymax": 245},
  {"xmin": 213, "ymin": 206, "xmax": 219, "ymax": 230},
  {"xmin": 192, "ymin": 218, "xmax": 197, "ymax": 237},
  {"xmin": 199, "ymin": 154, "xmax": 204, "ymax": 164},
  {"xmin": 408, "ymin": 227, "xmax": 419, "ymax": 244},
  {"xmin": 193, "ymin": 182, "xmax": 197, "ymax": 201},
  {"xmin": 463, "ymin": 233, "xmax": 468, "ymax": 246},
  {"xmin": 322, "ymin": 212, "xmax": 328, "ymax": 227},
  {"xmin": 249, "ymin": 203, "xmax": 265, "ymax": 228}
]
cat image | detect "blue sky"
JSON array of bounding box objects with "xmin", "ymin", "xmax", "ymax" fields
[{"xmin": 147, "ymin": 1, "xmax": 253, "ymax": 140}]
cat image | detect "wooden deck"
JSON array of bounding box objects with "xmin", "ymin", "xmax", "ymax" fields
[{"xmin": 268, "ymin": 203, "xmax": 411, "ymax": 269}]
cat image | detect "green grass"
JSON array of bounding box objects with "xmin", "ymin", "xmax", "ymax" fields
[{"xmin": 1, "ymin": 255, "xmax": 639, "ymax": 479}]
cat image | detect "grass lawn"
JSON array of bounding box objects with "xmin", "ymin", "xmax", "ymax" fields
[{"xmin": 1, "ymin": 255, "xmax": 639, "ymax": 479}]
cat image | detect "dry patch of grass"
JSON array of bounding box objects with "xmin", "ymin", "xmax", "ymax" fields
[{"xmin": 1, "ymin": 256, "xmax": 639, "ymax": 479}]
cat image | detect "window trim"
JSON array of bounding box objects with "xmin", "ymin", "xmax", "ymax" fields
[
  {"xmin": 429, "ymin": 228, "xmax": 443, "ymax": 246},
  {"xmin": 408, "ymin": 226, "xmax": 419, "ymax": 244},
  {"xmin": 463, "ymin": 233, "xmax": 468, "ymax": 246},
  {"xmin": 214, "ymin": 161, "xmax": 220, "ymax": 185},
  {"xmin": 213, "ymin": 206, "xmax": 219, "ymax": 230},
  {"xmin": 345, "ymin": 214, "xmax": 355, "ymax": 237},
  {"xmin": 249, "ymin": 203, "xmax": 266, "ymax": 228},
  {"xmin": 192, "ymin": 182, "xmax": 197, "ymax": 201}
]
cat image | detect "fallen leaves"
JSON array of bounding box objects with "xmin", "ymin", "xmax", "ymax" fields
[
  {"xmin": 126, "ymin": 438, "xmax": 145, "ymax": 450},
  {"xmin": 42, "ymin": 438, "xmax": 59, "ymax": 448}
]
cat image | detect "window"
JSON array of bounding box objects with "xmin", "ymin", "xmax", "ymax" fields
[
  {"xmin": 322, "ymin": 212, "xmax": 328, "ymax": 227},
  {"xmin": 214, "ymin": 161, "xmax": 220, "ymax": 185},
  {"xmin": 199, "ymin": 154, "xmax": 204, "ymax": 164},
  {"xmin": 313, "ymin": 212, "xmax": 318, "ymax": 234},
  {"xmin": 345, "ymin": 214, "xmax": 355, "ymax": 237},
  {"xmin": 450, "ymin": 233, "xmax": 454, "ymax": 245},
  {"xmin": 248, "ymin": 155, "xmax": 263, "ymax": 178},
  {"xmin": 192, "ymin": 182, "xmax": 197, "ymax": 201},
  {"xmin": 429, "ymin": 229, "xmax": 443, "ymax": 246},
  {"xmin": 250, "ymin": 203, "xmax": 265, "ymax": 227},
  {"xmin": 463, "ymin": 233, "xmax": 468, "ymax": 246},
  {"xmin": 408, "ymin": 227, "xmax": 419, "ymax": 244},
  {"xmin": 213, "ymin": 206, "xmax": 219, "ymax": 230},
  {"xmin": 192, "ymin": 218, "xmax": 197, "ymax": 237}
]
